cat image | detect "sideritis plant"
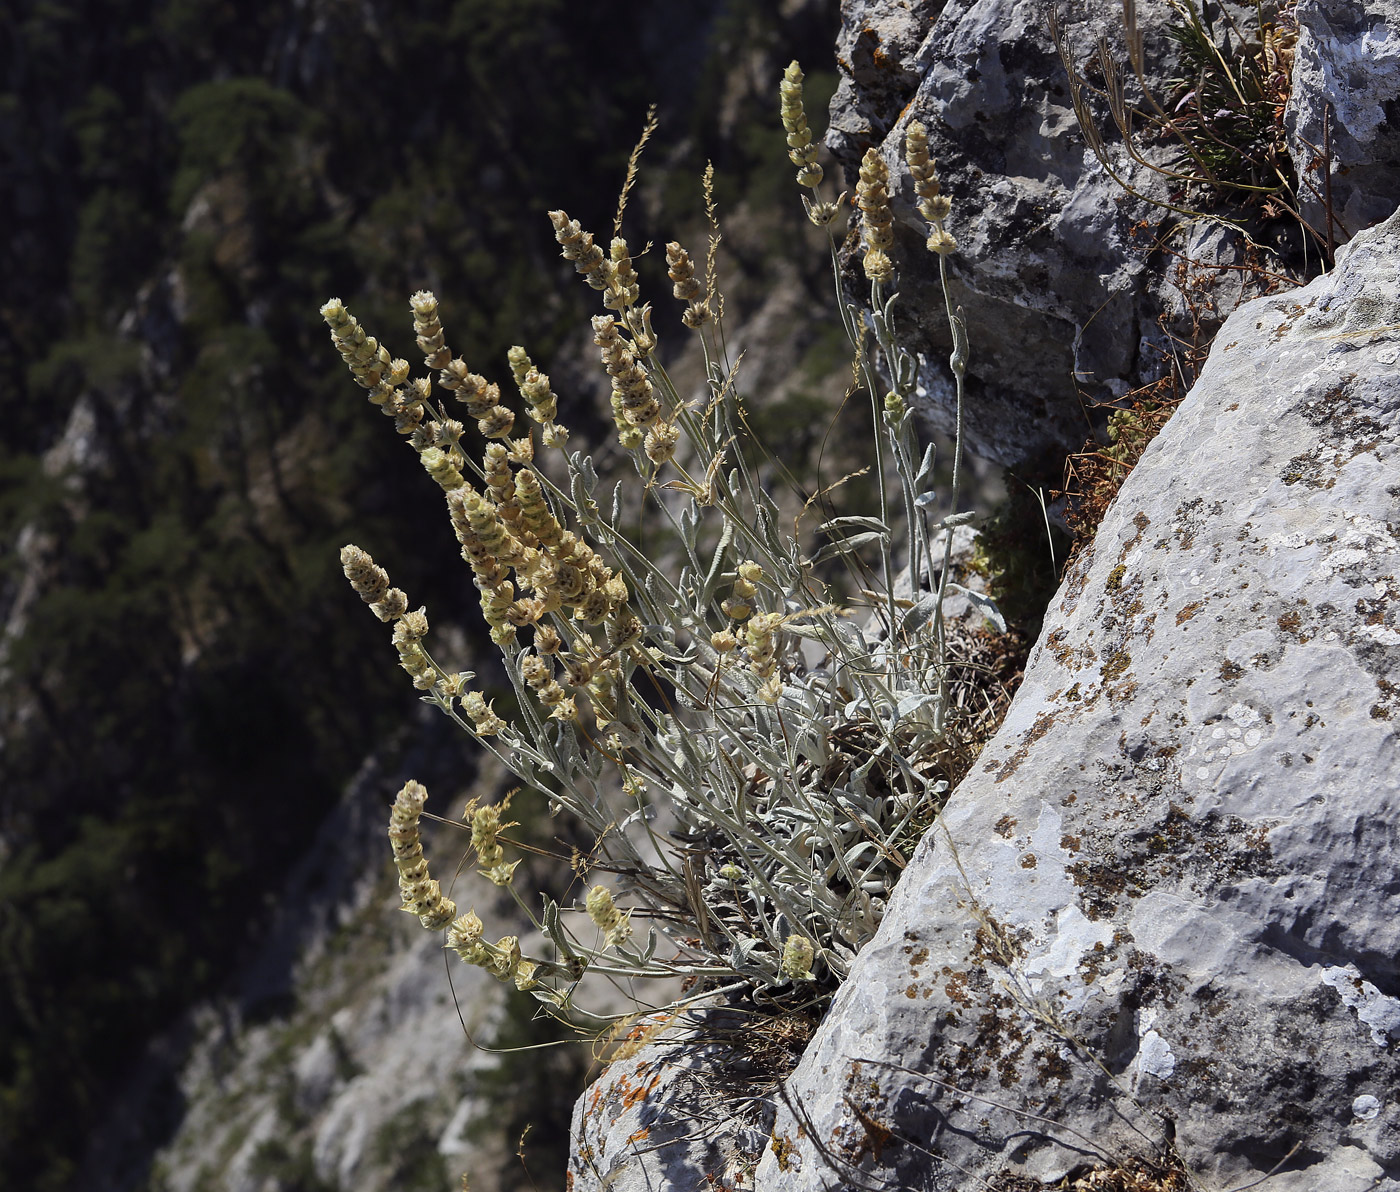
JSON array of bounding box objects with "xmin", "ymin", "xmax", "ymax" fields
[{"xmin": 322, "ymin": 62, "xmax": 999, "ymax": 1021}]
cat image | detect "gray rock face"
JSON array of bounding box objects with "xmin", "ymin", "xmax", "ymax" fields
[
  {"xmin": 825, "ymin": 0, "xmax": 1400, "ymax": 472},
  {"xmin": 753, "ymin": 204, "xmax": 1400, "ymax": 1191},
  {"xmin": 826, "ymin": 0, "xmax": 1167, "ymax": 469},
  {"xmin": 1287, "ymin": 0, "xmax": 1400, "ymax": 247},
  {"xmin": 569, "ymin": 1009, "xmax": 792, "ymax": 1192}
]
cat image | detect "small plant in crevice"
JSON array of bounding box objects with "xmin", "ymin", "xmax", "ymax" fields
[
  {"xmin": 322, "ymin": 62, "xmax": 1012, "ymax": 1026},
  {"xmin": 1057, "ymin": 213, "xmax": 1301, "ymax": 565},
  {"xmin": 1050, "ymin": 0, "xmax": 1339, "ymax": 265}
]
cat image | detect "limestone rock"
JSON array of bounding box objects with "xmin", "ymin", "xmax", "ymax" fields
[
  {"xmin": 1287, "ymin": 0, "xmax": 1400, "ymax": 246},
  {"xmin": 824, "ymin": 0, "xmax": 1400, "ymax": 471},
  {"xmin": 753, "ymin": 199, "xmax": 1400, "ymax": 1192},
  {"xmin": 826, "ymin": 0, "xmax": 1170, "ymax": 469},
  {"xmin": 568, "ymin": 1009, "xmax": 793, "ymax": 1192}
]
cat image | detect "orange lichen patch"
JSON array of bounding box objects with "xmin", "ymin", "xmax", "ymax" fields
[
  {"xmin": 620, "ymin": 1066, "xmax": 663, "ymax": 1111},
  {"xmin": 626, "ymin": 1127, "xmax": 651, "ymax": 1144},
  {"xmin": 1175, "ymin": 601, "xmax": 1203, "ymax": 625}
]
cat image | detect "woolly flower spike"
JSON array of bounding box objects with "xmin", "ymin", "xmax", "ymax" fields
[
  {"xmin": 514, "ymin": 468, "xmax": 565, "ymax": 552},
  {"xmin": 447, "ymin": 488, "xmax": 511, "ymax": 587},
  {"xmin": 549, "ymin": 210, "xmax": 608, "ymax": 291},
  {"xmin": 439, "ymin": 358, "xmax": 514, "ymax": 439},
  {"xmin": 420, "ymin": 446, "xmax": 465, "ymax": 491},
  {"xmin": 780, "ymin": 934, "xmax": 815, "ymax": 980},
  {"xmin": 644, "ymin": 419, "xmax": 679, "ymax": 465},
  {"xmin": 447, "ymin": 910, "xmax": 487, "ymax": 964},
  {"xmin": 593, "ymin": 314, "xmax": 658, "ymax": 448},
  {"xmin": 780, "ymin": 61, "xmax": 824, "ymax": 189},
  {"xmin": 341, "ymin": 544, "xmax": 408, "ymax": 622},
  {"xmin": 468, "ymin": 793, "xmax": 519, "ymax": 887},
  {"xmin": 857, "ymin": 149, "xmax": 895, "ymax": 283},
  {"xmin": 666, "ymin": 242, "xmax": 711, "ymax": 328},
  {"xmin": 585, "ymin": 885, "xmax": 633, "ymax": 949},
  {"xmin": 410, "ymin": 290, "xmax": 452, "ymax": 370},
  {"xmin": 905, "ymin": 121, "xmax": 956, "ymax": 255},
  {"xmin": 462, "ymin": 691, "xmax": 507, "ymax": 736},
  {"xmin": 733, "ymin": 561, "xmax": 762, "ymax": 600},
  {"xmin": 391, "ymin": 608, "xmax": 436, "ymax": 689},
  {"xmin": 666, "ymin": 242, "xmax": 700, "ymax": 302},
  {"xmin": 388, "ymin": 780, "xmax": 457, "ymax": 930},
  {"xmin": 903, "ymin": 122, "xmax": 941, "ymax": 207},
  {"xmin": 926, "ymin": 228, "xmax": 957, "ymax": 256},
  {"xmin": 520, "ymin": 649, "xmax": 567, "ymax": 710},
  {"xmin": 605, "ymin": 238, "xmax": 640, "ymax": 311},
  {"xmin": 743, "ymin": 611, "xmax": 783, "ymax": 678},
  {"xmin": 321, "ymin": 298, "xmax": 392, "ymax": 391},
  {"xmin": 507, "ymin": 346, "xmax": 559, "ymax": 425}
]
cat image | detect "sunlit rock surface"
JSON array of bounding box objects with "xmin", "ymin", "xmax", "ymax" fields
[{"xmin": 754, "ymin": 201, "xmax": 1400, "ymax": 1192}]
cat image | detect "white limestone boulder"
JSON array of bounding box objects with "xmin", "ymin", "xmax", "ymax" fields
[{"xmin": 753, "ymin": 195, "xmax": 1400, "ymax": 1192}]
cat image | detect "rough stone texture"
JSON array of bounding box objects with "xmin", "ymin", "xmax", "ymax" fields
[
  {"xmin": 825, "ymin": 0, "xmax": 1400, "ymax": 472},
  {"xmin": 750, "ymin": 203, "xmax": 1400, "ymax": 1192},
  {"xmin": 825, "ymin": 0, "xmax": 1170, "ymax": 470},
  {"xmin": 569, "ymin": 1008, "xmax": 796, "ymax": 1191},
  {"xmin": 1287, "ymin": 0, "xmax": 1400, "ymax": 247}
]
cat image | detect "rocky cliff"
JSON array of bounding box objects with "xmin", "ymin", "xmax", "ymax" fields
[{"xmin": 566, "ymin": 1, "xmax": 1400, "ymax": 1189}]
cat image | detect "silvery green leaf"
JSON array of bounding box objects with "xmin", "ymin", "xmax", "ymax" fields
[
  {"xmin": 900, "ymin": 591, "xmax": 940, "ymax": 635},
  {"xmin": 700, "ymin": 519, "xmax": 733, "ymax": 602},
  {"xmin": 843, "ymin": 841, "xmax": 882, "ymax": 867},
  {"xmin": 754, "ymin": 504, "xmax": 775, "ymax": 546},
  {"xmin": 915, "ymin": 443, "xmax": 937, "ymax": 488},
  {"xmin": 811, "ymin": 531, "xmax": 887, "ymax": 565},
  {"xmin": 896, "ymin": 353, "xmax": 916, "ymax": 389},
  {"xmin": 914, "ymin": 490, "xmax": 941, "ymax": 509},
  {"xmin": 570, "ymin": 451, "xmax": 598, "ymax": 491},
  {"xmin": 542, "ymin": 898, "xmax": 569, "ymax": 951},
  {"xmin": 817, "ymin": 515, "xmax": 891, "ymax": 537},
  {"xmin": 679, "ymin": 502, "xmax": 699, "ymax": 550},
  {"xmin": 895, "ymin": 692, "xmax": 940, "ymax": 721},
  {"xmin": 729, "ymin": 936, "xmax": 767, "ymax": 970},
  {"xmin": 782, "ymin": 620, "xmax": 835, "ymax": 643},
  {"xmin": 940, "ymin": 511, "xmax": 976, "ymax": 529},
  {"xmin": 945, "ymin": 582, "xmax": 1008, "ymax": 632},
  {"xmin": 609, "ymin": 480, "xmax": 623, "ymax": 524}
]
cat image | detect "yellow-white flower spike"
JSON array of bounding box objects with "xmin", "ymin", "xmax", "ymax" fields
[
  {"xmin": 388, "ymin": 780, "xmax": 457, "ymax": 931},
  {"xmin": 780, "ymin": 61, "xmax": 824, "ymax": 189},
  {"xmin": 585, "ymin": 885, "xmax": 633, "ymax": 949},
  {"xmin": 780, "ymin": 934, "xmax": 815, "ymax": 980}
]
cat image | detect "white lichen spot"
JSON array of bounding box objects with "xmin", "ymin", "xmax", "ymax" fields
[
  {"xmin": 1132, "ymin": 1009, "xmax": 1176, "ymax": 1081},
  {"xmin": 1226, "ymin": 703, "xmax": 1261, "ymax": 729},
  {"xmin": 1322, "ymin": 965, "xmax": 1400, "ymax": 1046},
  {"xmin": 1352, "ymin": 1094, "xmax": 1382, "ymax": 1121}
]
